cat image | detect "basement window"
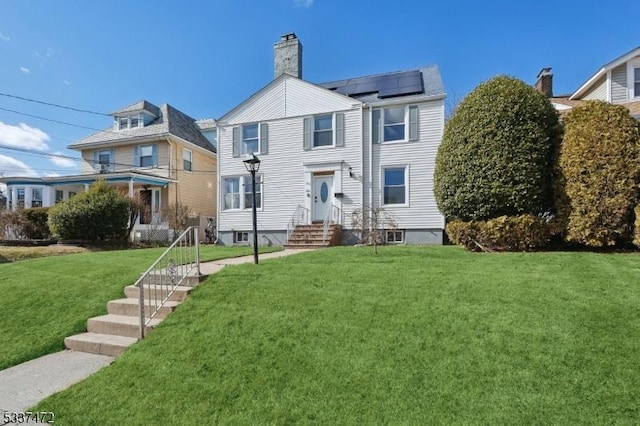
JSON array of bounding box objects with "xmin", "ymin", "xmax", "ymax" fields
[{"xmin": 234, "ymin": 231, "xmax": 249, "ymax": 243}]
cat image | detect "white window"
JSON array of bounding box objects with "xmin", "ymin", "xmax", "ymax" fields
[
  {"xmin": 137, "ymin": 144, "xmax": 157, "ymax": 167},
  {"xmin": 386, "ymin": 230, "xmax": 404, "ymax": 244},
  {"xmin": 223, "ymin": 175, "xmax": 262, "ymax": 210},
  {"xmin": 95, "ymin": 149, "xmax": 113, "ymax": 172},
  {"xmin": 55, "ymin": 190, "xmax": 64, "ymax": 204},
  {"xmin": 383, "ymin": 167, "xmax": 407, "ymax": 205},
  {"xmin": 383, "ymin": 107, "xmax": 406, "ymax": 142},
  {"xmin": 373, "ymin": 105, "xmax": 418, "ymax": 144},
  {"xmin": 242, "ymin": 124, "xmax": 259, "ymax": 155},
  {"xmin": 314, "ymin": 114, "xmax": 334, "ymax": 147},
  {"xmin": 68, "ymin": 191, "xmax": 77, "ymax": 198},
  {"xmin": 31, "ymin": 188, "xmax": 42, "ymax": 208},
  {"xmin": 234, "ymin": 231, "xmax": 249, "ymax": 243},
  {"xmin": 183, "ymin": 149, "xmax": 192, "ymax": 171},
  {"xmin": 635, "ymin": 67, "xmax": 640, "ymax": 98},
  {"xmin": 116, "ymin": 114, "xmax": 142, "ymax": 130},
  {"xmin": 16, "ymin": 188, "xmax": 25, "ymax": 209}
]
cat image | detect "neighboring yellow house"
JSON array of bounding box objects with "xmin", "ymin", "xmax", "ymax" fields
[{"xmin": 1, "ymin": 100, "xmax": 218, "ymax": 241}]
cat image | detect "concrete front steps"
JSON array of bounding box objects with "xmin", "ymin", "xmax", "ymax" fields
[
  {"xmin": 284, "ymin": 223, "xmax": 342, "ymax": 249},
  {"xmin": 65, "ymin": 274, "xmax": 204, "ymax": 357}
]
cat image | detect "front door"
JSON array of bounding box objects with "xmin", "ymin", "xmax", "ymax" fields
[{"xmin": 312, "ymin": 175, "xmax": 333, "ymax": 222}]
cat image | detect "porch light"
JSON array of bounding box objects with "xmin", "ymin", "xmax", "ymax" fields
[{"xmin": 243, "ymin": 154, "xmax": 261, "ymax": 264}]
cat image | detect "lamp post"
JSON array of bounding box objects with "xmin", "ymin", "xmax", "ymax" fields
[{"xmin": 243, "ymin": 153, "xmax": 261, "ymax": 265}]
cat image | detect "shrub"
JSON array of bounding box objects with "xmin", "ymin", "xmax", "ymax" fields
[
  {"xmin": 21, "ymin": 207, "xmax": 51, "ymax": 239},
  {"xmin": 0, "ymin": 210, "xmax": 28, "ymax": 240},
  {"xmin": 434, "ymin": 75, "xmax": 560, "ymax": 221},
  {"xmin": 446, "ymin": 214, "xmax": 552, "ymax": 251},
  {"xmin": 557, "ymin": 101, "xmax": 640, "ymax": 247},
  {"xmin": 48, "ymin": 181, "xmax": 131, "ymax": 242}
]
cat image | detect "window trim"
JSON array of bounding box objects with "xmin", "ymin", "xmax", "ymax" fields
[
  {"xmin": 136, "ymin": 144, "xmax": 158, "ymax": 168},
  {"xmin": 116, "ymin": 113, "xmax": 143, "ymax": 131},
  {"xmin": 241, "ymin": 123, "xmax": 260, "ymax": 155},
  {"xmin": 381, "ymin": 165, "xmax": 409, "ymax": 207},
  {"xmin": 16, "ymin": 187, "xmax": 25, "ymax": 209},
  {"xmin": 386, "ymin": 230, "xmax": 405, "ymax": 244},
  {"xmin": 183, "ymin": 148, "xmax": 192, "ymax": 172},
  {"xmin": 382, "ymin": 106, "xmax": 407, "ymax": 143},
  {"xmin": 55, "ymin": 190, "xmax": 64, "ymax": 204},
  {"xmin": 234, "ymin": 231, "xmax": 250, "ymax": 244},
  {"xmin": 222, "ymin": 175, "xmax": 263, "ymax": 211},
  {"xmin": 313, "ymin": 113, "xmax": 335, "ymax": 148},
  {"xmin": 627, "ymin": 60, "xmax": 640, "ymax": 99},
  {"xmin": 31, "ymin": 188, "xmax": 43, "ymax": 208}
]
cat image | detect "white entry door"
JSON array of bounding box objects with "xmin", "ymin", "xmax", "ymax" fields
[{"xmin": 312, "ymin": 175, "xmax": 333, "ymax": 222}]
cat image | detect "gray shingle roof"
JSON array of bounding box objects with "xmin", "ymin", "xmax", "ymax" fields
[
  {"xmin": 110, "ymin": 100, "xmax": 161, "ymax": 117},
  {"xmin": 69, "ymin": 103, "xmax": 216, "ymax": 153},
  {"xmin": 319, "ymin": 65, "xmax": 444, "ymax": 103}
]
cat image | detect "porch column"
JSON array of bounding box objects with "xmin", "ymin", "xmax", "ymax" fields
[
  {"xmin": 128, "ymin": 179, "xmax": 134, "ymax": 197},
  {"xmin": 11, "ymin": 188, "xmax": 17, "ymax": 211},
  {"xmin": 84, "ymin": 184, "xmax": 89, "ymax": 192}
]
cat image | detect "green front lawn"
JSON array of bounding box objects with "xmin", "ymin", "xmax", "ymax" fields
[
  {"xmin": 33, "ymin": 247, "xmax": 640, "ymax": 424},
  {"xmin": 0, "ymin": 245, "xmax": 281, "ymax": 371}
]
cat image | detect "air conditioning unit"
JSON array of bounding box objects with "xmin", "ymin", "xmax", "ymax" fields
[{"xmin": 94, "ymin": 164, "xmax": 110, "ymax": 174}]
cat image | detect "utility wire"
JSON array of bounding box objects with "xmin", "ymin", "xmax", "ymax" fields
[{"xmin": 0, "ymin": 92, "xmax": 110, "ymax": 116}]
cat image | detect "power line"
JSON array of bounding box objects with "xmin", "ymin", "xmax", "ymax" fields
[{"xmin": 0, "ymin": 92, "xmax": 110, "ymax": 116}]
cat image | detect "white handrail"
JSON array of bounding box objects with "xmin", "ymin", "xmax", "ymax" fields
[
  {"xmin": 322, "ymin": 204, "xmax": 341, "ymax": 244},
  {"xmin": 286, "ymin": 204, "xmax": 310, "ymax": 243},
  {"xmin": 136, "ymin": 226, "xmax": 200, "ymax": 339}
]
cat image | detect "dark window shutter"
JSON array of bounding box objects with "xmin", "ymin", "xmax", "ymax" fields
[
  {"xmin": 93, "ymin": 150, "xmax": 98, "ymax": 168},
  {"xmin": 151, "ymin": 144, "xmax": 158, "ymax": 166},
  {"xmin": 133, "ymin": 145, "xmax": 140, "ymax": 167},
  {"xmin": 260, "ymin": 123, "xmax": 268, "ymax": 155},
  {"xmin": 335, "ymin": 113, "xmax": 345, "ymax": 147},
  {"xmin": 409, "ymin": 105, "xmax": 419, "ymax": 141},
  {"xmin": 372, "ymin": 109, "xmax": 381, "ymax": 144},
  {"xmin": 232, "ymin": 127, "xmax": 240, "ymax": 158},
  {"xmin": 303, "ymin": 117, "xmax": 311, "ymax": 150}
]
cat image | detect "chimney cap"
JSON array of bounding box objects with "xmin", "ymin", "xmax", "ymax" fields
[
  {"xmin": 280, "ymin": 33, "xmax": 298, "ymax": 42},
  {"xmin": 537, "ymin": 67, "xmax": 552, "ymax": 79}
]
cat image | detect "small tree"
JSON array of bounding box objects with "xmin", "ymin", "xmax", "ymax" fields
[
  {"xmin": 557, "ymin": 100, "xmax": 640, "ymax": 246},
  {"xmin": 434, "ymin": 75, "xmax": 560, "ymax": 221},
  {"xmin": 48, "ymin": 180, "xmax": 131, "ymax": 242},
  {"xmin": 351, "ymin": 207, "xmax": 398, "ymax": 254}
]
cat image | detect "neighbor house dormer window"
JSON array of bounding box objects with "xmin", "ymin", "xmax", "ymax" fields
[{"xmin": 116, "ymin": 113, "xmax": 143, "ymax": 130}]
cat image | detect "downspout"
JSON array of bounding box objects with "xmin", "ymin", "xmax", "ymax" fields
[
  {"xmin": 216, "ymin": 127, "xmax": 221, "ymax": 242},
  {"xmin": 368, "ymin": 105, "xmax": 373, "ymax": 237},
  {"xmin": 359, "ymin": 103, "xmax": 364, "ymax": 230},
  {"xmin": 166, "ymin": 137, "xmax": 178, "ymax": 229}
]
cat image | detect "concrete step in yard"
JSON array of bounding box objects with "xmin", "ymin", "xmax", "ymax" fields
[
  {"xmin": 124, "ymin": 284, "xmax": 193, "ymax": 302},
  {"xmin": 107, "ymin": 298, "xmax": 180, "ymax": 319},
  {"xmin": 87, "ymin": 314, "xmax": 161, "ymax": 339},
  {"xmin": 142, "ymin": 273, "xmax": 204, "ymax": 288},
  {"xmin": 64, "ymin": 332, "xmax": 139, "ymax": 357}
]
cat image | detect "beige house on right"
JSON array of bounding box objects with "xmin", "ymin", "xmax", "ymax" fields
[{"xmin": 535, "ymin": 45, "xmax": 640, "ymax": 119}]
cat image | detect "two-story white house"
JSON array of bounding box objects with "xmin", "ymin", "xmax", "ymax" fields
[
  {"xmin": 536, "ymin": 45, "xmax": 640, "ymax": 119},
  {"xmin": 216, "ymin": 34, "xmax": 445, "ymax": 246}
]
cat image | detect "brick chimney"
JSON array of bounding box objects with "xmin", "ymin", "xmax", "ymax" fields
[
  {"xmin": 274, "ymin": 33, "xmax": 302, "ymax": 79},
  {"xmin": 535, "ymin": 67, "xmax": 553, "ymax": 98}
]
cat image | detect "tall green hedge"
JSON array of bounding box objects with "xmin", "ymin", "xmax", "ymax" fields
[
  {"xmin": 557, "ymin": 100, "xmax": 640, "ymax": 246},
  {"xmin": 434, "ymin": 76, "xmax": 560, "ymax": 221},
  {"xmin": 48, "ymin": 181, "xmax": 131, "ymax": 242},
  {"xmin": 21, "ymin": 207, "xmax": 51, "ymax": 239}
]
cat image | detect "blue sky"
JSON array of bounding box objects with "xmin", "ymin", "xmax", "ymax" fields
[{"xmin": 1, "ymin": 0, "xmax": 639, "ymax": 186}]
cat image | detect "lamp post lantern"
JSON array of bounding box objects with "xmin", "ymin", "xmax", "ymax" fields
[{"xmin": 243, "ymin": 153, "xmax": 261, "ymax": 265}]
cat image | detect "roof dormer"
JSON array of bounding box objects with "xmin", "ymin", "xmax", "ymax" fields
[{"xmin": 110, "ymin": 100, "xmax": 161, "ymax": 131}]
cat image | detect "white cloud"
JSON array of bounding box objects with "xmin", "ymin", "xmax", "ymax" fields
[
  {"xmin": 294, "ymin": 0, "xmax": 313, "ymax": 7},
  {"xmin": 0, "ymin": 153, "xmax": 38, "ymax": 177},
  {"xmin": 43, "ymin": 172, "xmax": 60, "ymax": 178},
  {"xmin": 0, "ymin": 121, "xmax": 50, "ymax": 151},
  {"xmin": 19, "ymin": 66, "xmax": 30, "ymax": 74},
  {"xmin": 46, "ymin": 47, "xmax": 55, "ymax": 57},
  {"xmin": 50, "ymin": 152, "xmax": 77, "ymax": 168},
  {"xmin": 0, "ymin": 32, "xmax": 9, "ymax": 42},
  {"xmin": 62, "ymin": 80, "xmax": 70, "ymax": 86}
]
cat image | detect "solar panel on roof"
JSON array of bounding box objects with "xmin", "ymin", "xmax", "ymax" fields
[{"xmin": 322, "ymin": 70, "xmax": 424, "ymax": 98}]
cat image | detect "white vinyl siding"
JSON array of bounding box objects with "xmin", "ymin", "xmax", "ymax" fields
[
  {"xmin": 611, "ymin": 64, "xmax": 628, "ymax": 104},
  {"xmin": 369, "ymin": 100, "xmax": 445, "ymax": 229},
  {"xmin": 583, "ymin": 75, "xmax": 608, "ymax": 101},
  {"xmin": 218, "ymin": 107, "xmax": 362, "ymax": 236}
]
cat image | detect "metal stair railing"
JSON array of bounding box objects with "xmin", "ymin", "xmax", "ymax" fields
[
  {"xmin": 286, "ymin": 204, "xmax": 310, "ymax": 244},
  {"xmin": 135, "ymin": 226, "xmax": 200, "ymax": 338},
  {"xmin": 322, "ymin": 204, "xmax": 341, "ymax": 244}
]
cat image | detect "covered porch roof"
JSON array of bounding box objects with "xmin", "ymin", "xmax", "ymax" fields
[{"xmin": 0, "ymin": 171, "xmax": 175, "ymax": 187}]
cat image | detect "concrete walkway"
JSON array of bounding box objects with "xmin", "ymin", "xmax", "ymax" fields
[{"xmin": 0, "ymin": 248, "xmax": 312, "ymax": 417}]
